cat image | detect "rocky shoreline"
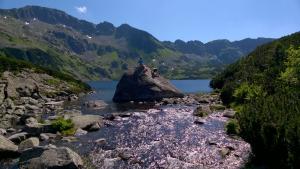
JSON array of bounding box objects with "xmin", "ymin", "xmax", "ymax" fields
[
  {"xmin": 0, "ymin": 70, "xmax": 250, "ymax": 169},
  {"xmin": 0, "ymin": 70, "xmax": 96, "ymax": 168}
]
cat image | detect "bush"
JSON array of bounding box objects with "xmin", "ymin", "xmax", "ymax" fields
[
  {"xmin": 238, "ymin": 91, "xmax": 300, "ymax": 168},
  {"xmin": 51, "ymin": 117, "xmax": 75, "ymax": 136},
  {"xmin": 226, "ymin": 119, "xmax": 240, "ymax": 135}
]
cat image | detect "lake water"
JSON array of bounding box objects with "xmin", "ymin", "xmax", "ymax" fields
[{"xmin": 87, "ymin": 79, "xmax": 212, "ymax": 102}]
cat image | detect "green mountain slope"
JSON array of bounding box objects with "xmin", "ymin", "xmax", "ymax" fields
[
  {"xmin": 210, "ymin": 32, "xmax": 300, "ymax": 168},
  {"xmin": 0, "ymin": 6, "xmax": 274, "ymax": 80}
]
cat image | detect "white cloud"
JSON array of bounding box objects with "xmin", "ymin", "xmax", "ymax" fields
[{"xmin": 75, "ymin": 6, "xmax": 87, "ymax": 14}]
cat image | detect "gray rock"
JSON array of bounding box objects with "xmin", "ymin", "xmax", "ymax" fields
[
  {"xmin": 25, "ymin": 117, "xmax": 38, "ymax": 125},
  {"xmin": 103, "ymin": 158, "xmax": 120, "ymax": 168},
  {"xmin": 39, "ymin": 133, "xmax": 49, "ymax": 141},
  {"xmin": 19, "ymin": 146, "xmax": 83, "ymax": 169},
  {"xmin": 223, "ymin": 110, "xmax": 236, "ymax": 118},
  {"xmin": 7, "ymin": 128, "xmax": 16, "ymax": 133},
  {"xmin": 118, "ymin": 151, "xmax": 133, "ymax": 161},
  {"xmin": 28, "ymin": 98, "xmax": 39, "ymax": 105},
  {"xmin": 0, "ymin": 135, "xmax": 19, "ymax": 158},
  {"xmin": 8, "ymin": 132, "xmax": 28, "ymax": 144},
  {"xmin": 89, "ymin": 123, "xmax": 101, "ymax": 131},
  {"xmin": 84, "ymin": 100, "xmax": 108, "ymax": 109},
  {"xmin": 68, "ymin": 94, "xmax": 78, "ymax": 101},
  {"xmin": 113, "ymin": 66, "xmax": 184, "ymax": 103},
  {"xmin": 5, "ymin": 98, "xmax": 15, "ymax": 110},
  {"xmin": 23, "ymin": 123, "xmax": 55, "ymax": 136},
  {"xmin": 14, "ymin": 108, "xmax": 25, "ymax": 116},
  {"xmin": 40, "ymin": 133, "xmax": 57, "ymax": 141},
  {"xmin": 74, "ymin": 128, "xmax": 87, "ymax": 136},
  {"xmin": 0, "ymin": 83, "xmax": 6, "ymax": 105},
  {"xmin": 95, "ymin": 138, "xmax": 106, "ymax": 145},
  {"xmin": 61, "ymin": 137, "xmax": 77, "ymax": 143},
  {"xmin": 71, "ymin": 115, "xmax": 104, "ymax": 131},
  {"xmin": 220, "ymin": 147, "xmax": 231, "ymax": 158},
  {"xmin": 0, "ymin": 128, "xmax": 7, "ymax": 135},
  {"xmin": 18, "ymin": 137, "xmax": 39, "ymax": 151},
  {"xmin": 16, "ymin": 84, "xmax": 35, "ymax": 97},
  {"xmin": 194, "ymin": 119, "xmax": 206, "ymax": 125},
  {"xmin": 25, "ymin": 104, "xmax": 39, "ymax": 111}
]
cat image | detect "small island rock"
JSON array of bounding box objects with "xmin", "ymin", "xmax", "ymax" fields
[{"xmin": 113, "ymin": 66, "xmax": 184, "ymax": 102}]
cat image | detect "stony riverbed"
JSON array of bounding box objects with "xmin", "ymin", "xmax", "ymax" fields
[{"xmin": 74, "ymin": 105, "xmax": 251, "ymax": 169}]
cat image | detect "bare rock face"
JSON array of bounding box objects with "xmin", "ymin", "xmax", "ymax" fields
[
  {"xmin": 19, "ymin": 146, "xmax": 83, "ymax": 169},
  {"xmin": 113, "ymin": 66, "xmax": 184, "ymax": 103}
]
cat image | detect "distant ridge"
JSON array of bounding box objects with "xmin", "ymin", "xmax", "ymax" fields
[{"xmin": 0, "ymin": 5, "xmax": 274, "ymax": 80}]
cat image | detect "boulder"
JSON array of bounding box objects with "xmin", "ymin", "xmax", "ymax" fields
[
  {"xmin": 39, "ymin": 133, "xmax": 49, "ymax": 141},
  {"xmin": 0, "ymin": 83, "xmax": 6, "ymax": 104},
  {"xmin": 8, "ymin": 132, "xmax": 28, "ymax": 144},
  {"xmin": 39, "ymin": 133, "xmax": 57, "ymax": 141},
  {"xmin": 0, "ymin": 128, "xmax": 7, "ymax": 135},
  {"xmin": 95, "ymin": 138, "xmax": 107, "ymax": 145},
  {"xmin": 0, "ymin": 135, "xmax": 19, "ymax": 158},
  {"xmin": 25, "ymin": 117, "xmax": 38, "ymax": 125},
  {"xmin": 71, "ymin": 115, "xmax": 104, "ymax": 131},
  {"xmin": 18, "ymin": 137, "xmax": 40, "ymax": 151},
  {"xmin": 223, "ymin": 110, "xmax": 236, "ymax": 118},
  {"xmin": 19, "ymin": 146, "xmax": 83, "ymax": 169},
  {"xmin": 68, "ymin": 94, "xmax": 78, "ymax": 101},
  {"xmin": 113, "ymin": 66, "xmax": 184, "ymax": 102},
  {"xmin": 84, "ymin": 100, "xmax": 107, "ymax": 109},
  {"xmin": 74, "ymin": 128, "xmax": 87, "ymax": 136},
  {"xmin": 23, "ymin": 123, "xmax": 56, "ymax": 136},
  {"xmin": 194, "ymin": 119, "xmax": 206, "ymax": 125}
]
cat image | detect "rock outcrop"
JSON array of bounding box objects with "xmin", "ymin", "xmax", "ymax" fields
[{"xmin": 113, "ymin": 66, "xmax": 184, "ymax": 102}]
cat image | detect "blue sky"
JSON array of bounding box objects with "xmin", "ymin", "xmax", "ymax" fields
[{"xmin": 0, "ymin": 0, "xmax": 299, "ymax": 42}]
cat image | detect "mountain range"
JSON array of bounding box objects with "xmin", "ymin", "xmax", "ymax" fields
[{"xmin": 0, "ymin": 6, "xmax": 274, "ymax": 80}]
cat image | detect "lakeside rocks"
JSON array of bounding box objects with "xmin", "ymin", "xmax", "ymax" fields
[
  {"xmin": 8, "ymin": 132, "xmax": 28, "ymax": 144},
  {"xmin": 71, "ymin": 115, "xmax": 104, "ymax": 131},
  {"xmin": 113, "ymin": 66, "xmax": 184, "ymax": 102},
  {"xmin": 84, "ymin": 100, "xmax": 108, "ymax": 109},
  {"xmin": 0, "ymin": 135, "xmax": 19, "ymax": 158},
  {"xmin": 0, "ymin": 70, "xmax": 83, "ymax": 129},
  {"xmin": 18, "ymin": 137, "xmax": 40, "ymax": 152},
  {"xmin": 19, "ymin": 145, "xmax": 83, "ymax": 169}
]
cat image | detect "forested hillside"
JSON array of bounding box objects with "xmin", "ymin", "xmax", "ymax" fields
[{"xmin": 211, "ymin": 32, "xmax": 300, "ymax": 168}]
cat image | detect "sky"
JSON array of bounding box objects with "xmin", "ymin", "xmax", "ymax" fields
[{"xmin": 0, "ymin": 0, "xmax": 299, "ymax": 43}]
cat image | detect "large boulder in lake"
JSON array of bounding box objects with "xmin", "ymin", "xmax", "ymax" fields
[{"xmin": 113, "ymin": 66, "xmax": 184, "ymax": 102}]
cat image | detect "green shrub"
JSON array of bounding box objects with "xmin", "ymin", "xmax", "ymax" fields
[
  {"xmin": 210, "ymin": 32, "xmax": 300, "ymax": 168},
  {"xmin": 226, "ymin": 119, "xmax": 240, "ymax": 135},
  {"xmin": 233, "ymin": 83, "xmax": 265, "ymax": 105},
  {"xmin": 238, "ymin": 91, "xmax": 300, "ymax": 168},
  {"xmin": 51, "ymin": 117, "xmax": 75, "ymax": 136}
]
